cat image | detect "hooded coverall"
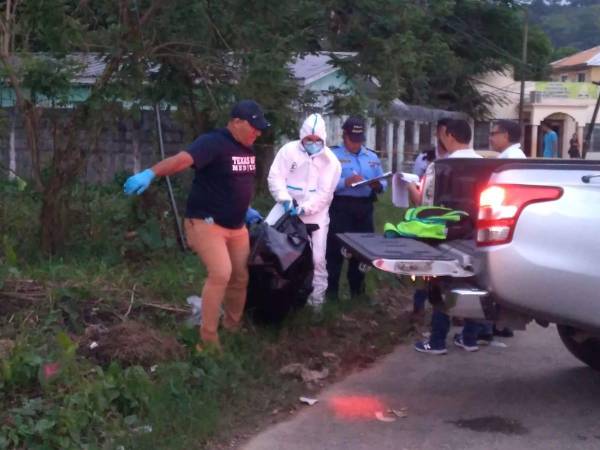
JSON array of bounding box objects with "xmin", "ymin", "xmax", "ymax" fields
[{"xmin": 266, "ymin": 113, "xmax": 342, "ymax": 306}]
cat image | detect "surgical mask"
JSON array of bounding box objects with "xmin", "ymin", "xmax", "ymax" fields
[{"xmin": 303, "ymin": 141, "xmax": 323, "ymax": 155}]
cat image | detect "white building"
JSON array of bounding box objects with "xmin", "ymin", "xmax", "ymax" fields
[{"xmin": 475, "ymin": 46, "xmax": 600, "ymax": 158}]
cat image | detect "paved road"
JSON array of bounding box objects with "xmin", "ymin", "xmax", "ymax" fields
[{"xmin": 243, "ymin": 325, "xmax": 600, "ymax": 450}]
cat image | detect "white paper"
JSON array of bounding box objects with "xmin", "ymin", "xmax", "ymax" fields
[
  {"xmin": 391, "ymin": 172, "xmax": 420, "ymax": 208},
  {"xmin": 350, "ymin": 171, "xmax": 394, "ymax": 188}
]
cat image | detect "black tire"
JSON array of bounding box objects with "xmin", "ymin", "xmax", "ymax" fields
[{"xmin": 557, "ymin": 325, "xmax": 600, "ymax": 371}]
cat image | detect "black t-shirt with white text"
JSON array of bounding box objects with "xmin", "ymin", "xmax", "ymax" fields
[{"xmin": 185, "ymin": 128, "xmax": 256, "ymax": 229}]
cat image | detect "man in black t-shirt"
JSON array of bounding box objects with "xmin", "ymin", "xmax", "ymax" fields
[{"xmin": 123, "ymin": 100, "xmax": 269, "ymax": 350}]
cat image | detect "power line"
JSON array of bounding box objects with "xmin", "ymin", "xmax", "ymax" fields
[
  {"xmin": 442, "ymin": 16, "xmax": 537, "ymax": 71},
  {"xmin": 471, "ymin": 77, "xmax": 522, "ymax": 95}
]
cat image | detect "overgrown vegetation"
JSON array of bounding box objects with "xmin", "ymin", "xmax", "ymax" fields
[
  {"xmin": 0, "ymin": 177, "xmax": 410, "ymax": 449},
  {"xmin": 529, "ymin": 0, "xmax": 600, "ymax": 53},
  {"xmin": 0, "ymin": 0, "xmax": 556, "ymax": 256}
]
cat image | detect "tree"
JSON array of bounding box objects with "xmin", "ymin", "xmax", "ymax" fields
[
  {"xmin": 0, "ymin": 0, "xmax": 171, "ymax": 253},
  {"xmin": 324, "ymin": 0, "xmax": 554, "ymax": 117},
  {"xmin": 0, "ymin": 0, "xmax": 325, "ymax": 253}
]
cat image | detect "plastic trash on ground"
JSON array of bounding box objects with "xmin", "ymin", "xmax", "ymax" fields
[
  {"xmin": 299, "ymin": 397, "xmax": 319, "ymax": 406},
  {"xmin": 186, "ymin": 296, "xmax": 203, "ymax": 326}
]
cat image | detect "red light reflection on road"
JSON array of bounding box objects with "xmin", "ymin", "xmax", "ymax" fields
[{"xmin": 328, "ymin": 395, "xmax": 386, "ymax": 421}]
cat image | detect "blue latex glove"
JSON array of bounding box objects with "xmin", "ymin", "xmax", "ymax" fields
[
  {"xmin": 281, "ymin": 200, "xmax": 297, "ymax": 215},
  {"xmin": 124, "ymin": 168, "xmax": 156, "ymax": 196},
  {"xmin": 290, "ymin": 207, "xmax": 304, "ymax": 217},
  {"xmin": 245, "ymin": 208, "xmax": 263, "ymax": 225},
  {"xmin": 281, "ymin": 200, "xmax": 304, "ymax": 216}
]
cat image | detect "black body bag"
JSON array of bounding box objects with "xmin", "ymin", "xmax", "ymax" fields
[{"xmin": 245, "ymin": 213, "xmax": 316, "ymax": 323}]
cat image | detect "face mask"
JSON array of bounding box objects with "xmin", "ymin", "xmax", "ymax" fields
[{"xmin": 303, "ymin": 141, "xmax": 323, "ymax": 155}]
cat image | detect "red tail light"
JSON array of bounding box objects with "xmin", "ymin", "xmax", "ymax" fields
[{"xmin": 476, "ymin": 184, "xmax": 563, "ymax": 246}]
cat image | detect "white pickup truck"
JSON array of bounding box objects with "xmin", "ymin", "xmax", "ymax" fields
[{"xmin": 337, "ymin": 158, "xmax": 600, "ymax": 370}]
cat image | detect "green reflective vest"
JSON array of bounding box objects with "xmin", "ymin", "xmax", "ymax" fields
[{"xmin": 384, "ymin": 206, "xmax": 469, "ymax": 240}]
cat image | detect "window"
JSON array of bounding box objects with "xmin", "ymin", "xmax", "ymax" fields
[
  {"xmin": 474, "ymin": 121, "xmax": 491, "ymax": 150},
  {"xmin": 561, "ymin": 75, "xmax": 568, "ymax": 82},
  {"xmin": 577, "ymin": 72, "xmax": 586, "ymax": 82}
]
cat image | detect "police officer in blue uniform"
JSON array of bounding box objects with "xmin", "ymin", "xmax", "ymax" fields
[{"xmin": 326, "ymin": 116, "xmax": 387, "ymax": 299}]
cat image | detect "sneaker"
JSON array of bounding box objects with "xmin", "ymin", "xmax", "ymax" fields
[
  {"xmin": 493, "ymin": 326, "xmax": 514, "ymax": 338},
  {"xmin": 414, "ymin": 340, "xmax": 447, "ymax": 355},
  {"xmin": 453, "ymin": 334, "xmax": 479, "ymax": 352}
]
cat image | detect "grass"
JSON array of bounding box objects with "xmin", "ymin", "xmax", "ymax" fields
[{"xmin": 0, "ymin": 177, "xmax": 414, "ymax": 449}]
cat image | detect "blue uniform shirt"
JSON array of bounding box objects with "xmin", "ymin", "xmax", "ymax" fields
[{"xmin": 332, "ymin": 144, "xmax": 387, "ymax": 198}]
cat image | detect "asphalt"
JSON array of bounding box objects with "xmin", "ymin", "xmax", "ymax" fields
[{"xmin": 242, "ymin": 324, "xmax": 600, "ymax": 450}]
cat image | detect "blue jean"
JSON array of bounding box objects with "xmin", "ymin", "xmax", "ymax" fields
[
  {"xmin": 413, "ymin": 289, "xmax": 427, "ymax": 312},
  {"xmin": 429, "ymin": 310, "xmax": 483, "ymax": 349}
]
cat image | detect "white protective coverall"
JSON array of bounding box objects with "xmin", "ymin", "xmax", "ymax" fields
[{"xmin": 266, "ymin": 113, "xmax": 342, "ymax": 306}]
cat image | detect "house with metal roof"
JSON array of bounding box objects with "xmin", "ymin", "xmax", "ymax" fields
[{"xmin": 550, "ymin": 46, "xmax": 600, "ymax": 83}]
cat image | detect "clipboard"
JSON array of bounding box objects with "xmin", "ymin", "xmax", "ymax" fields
[{"xmin": 350, "ymin": 171, "xmax": 394, "ymax": 188}]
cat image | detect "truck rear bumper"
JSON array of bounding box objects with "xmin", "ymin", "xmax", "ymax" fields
[{"xmin": 336, "ymin": 233, "xmax": 475, "ymax": 277}]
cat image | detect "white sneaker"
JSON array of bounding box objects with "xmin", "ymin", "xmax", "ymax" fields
[{"xmin": 307, "ymin": 296, "xmax": 323, "ymax": 313}]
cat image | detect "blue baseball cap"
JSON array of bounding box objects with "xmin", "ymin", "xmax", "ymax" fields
[
  {"xmin": 342, "ymin": 116, "xmax": 366, "ymax": 143},
  {"xmin": 230, "ymin": 100, "xmax": 270, "ymax": 131}
]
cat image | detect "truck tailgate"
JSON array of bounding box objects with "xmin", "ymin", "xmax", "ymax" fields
[{"xmin": 336, "ymin": 233, "xmax": 475, "ymax": 277}]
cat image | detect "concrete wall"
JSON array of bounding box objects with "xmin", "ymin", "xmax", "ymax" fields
[{"xmin": 0, "ymin": 109, "xmax": 186, "ymax": 183}]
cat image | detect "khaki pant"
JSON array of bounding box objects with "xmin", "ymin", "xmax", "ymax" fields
[{"xmin": 184, "ymin": 218, "xmax": 250, "ymax": 346}]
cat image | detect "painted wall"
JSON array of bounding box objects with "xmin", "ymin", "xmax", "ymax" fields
[{"xmin": 551, "ymin": 67, "xmax": 600, "ymax": 83}]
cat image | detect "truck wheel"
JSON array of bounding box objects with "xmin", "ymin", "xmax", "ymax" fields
[{"xmin": 557, "ymin": 325, "xmax": 600, "ymax": 371}]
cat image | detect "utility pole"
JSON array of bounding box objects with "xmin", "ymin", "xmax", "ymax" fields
[
  {"xmin": 518, "ymin": 6, "xmax": 529, "ymax": 132},
  {"xmin": 4, "ymin": 0, "xmax": 11, "ymax": 55},
  {"xmin": 583, "ymin": 81, "xmax": 600, "ymax": 160}
]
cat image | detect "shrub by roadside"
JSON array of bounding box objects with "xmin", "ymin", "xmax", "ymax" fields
[{"xmin": 0, "ymin": 177, "xmax": 414, "ymax": 449}]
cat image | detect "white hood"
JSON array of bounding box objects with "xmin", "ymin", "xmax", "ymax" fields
[{"xmin": 300, "ymin": 113, "xmax": 327, "ymax": 144}]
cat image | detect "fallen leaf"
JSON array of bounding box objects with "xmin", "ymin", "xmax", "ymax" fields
[
  {"xmin": 390, "ymin": 408, "xmax": 408, "ymax": 418},
  {"xmin": 279, "ymin": 363, "xmax": 304, "ymax": 377},
  {"xmin": 340, "ymin": 314, "xmax": 358, "ymax": 324},
  {"xmin": 299, "ymin": 397, "xmax": 319, "ymax": 406},
  {"xmin": 280, "ymin": 363, "xmax": 329, "ymax": 383},
  {"xmin": 301, "ymin": 367, "xmax": 329, "ymax": 383},
  {"xmin": 375, "ymin": 411, "xmax": 396, "ymax": 422}
]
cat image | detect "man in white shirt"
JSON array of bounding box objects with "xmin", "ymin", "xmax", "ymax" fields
[
  {"xmin": 489, "ymin": 120, "xmax": 527, "ymax": 159},
  {"xmin": 414, "ymin": 119, "xmax": 485, "ymax": 355}
]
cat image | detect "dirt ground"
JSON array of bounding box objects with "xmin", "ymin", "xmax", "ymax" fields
[
  {"xmin": 1, "ymin": 276, "xmax": 418, "ymax": 450},
  {"xmin": 210, "ymin": 282, "xmax": 418, "ymax": 449}
]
